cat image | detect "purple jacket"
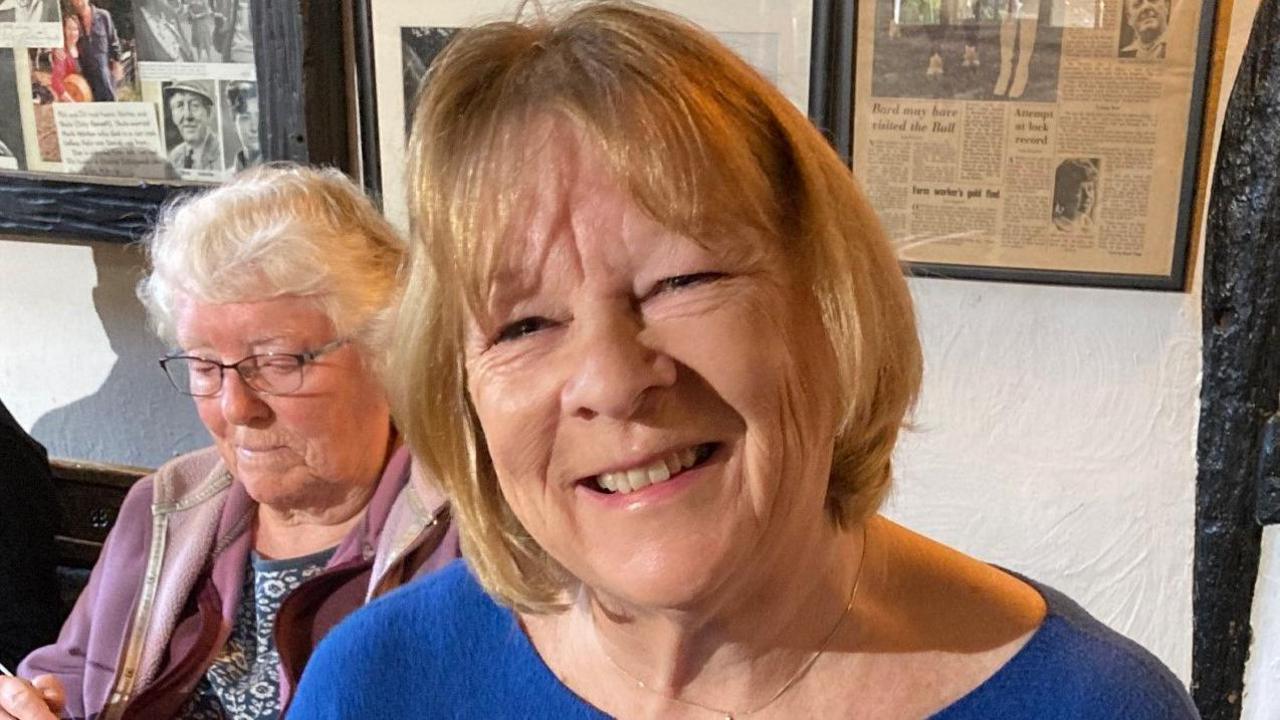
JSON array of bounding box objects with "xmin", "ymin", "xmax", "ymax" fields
[{"xmin": 19, "ymin": 445, "xmax": 458, "ymax": 720}]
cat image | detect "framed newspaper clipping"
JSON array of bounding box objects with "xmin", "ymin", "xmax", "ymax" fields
[
  {"xmin": 352, "ymin": 0, "xmax": 825, "ymax": 231},
  {"xmin": 0, "ymin": 0, "xmax": 344, "ymax": 242},
  {"xmin": 847, "ymin": 0, "xmax": 1217, "ymax": 290}
]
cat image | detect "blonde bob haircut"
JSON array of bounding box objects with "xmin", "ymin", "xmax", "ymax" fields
[
  {"xmin": 394, "ymin": 0, "xmax": 922, "ymax": 612},
  {"xmin": 138, "ymin": 163, "xmax": 406, "ymax": 363}
]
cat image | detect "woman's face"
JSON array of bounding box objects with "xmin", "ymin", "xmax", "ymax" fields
[
  {"xmin": 63, "ymin": 17, "xmax": 79, "ymax": 48},
  {"xmin": 464, "ymin": 138, "xmax": 840, "ymax": 609},
  {"xmin": 174, "ymin": 294, "xmax": 392, "ymax": 511}
]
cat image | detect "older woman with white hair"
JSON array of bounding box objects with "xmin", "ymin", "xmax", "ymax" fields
[
  {"xmin": 290, "ymin": 3, "xmax": 1195, "ymax": 719},
  {"xmin": 0, "ymin": 164, "xmax": 457, "ymax": 720}
]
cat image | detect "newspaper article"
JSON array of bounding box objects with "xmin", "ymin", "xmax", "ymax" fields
[
  {"xmin": 0, "ymin": 0, "xmax": 258, "ymax": 180},
  {"xmin": 853, "ymin": 0, "xmax": 1207, "ymax": 278},
  {"xmin": 373, "ymin": 0, "xmax": 812, "ymax": 230}
]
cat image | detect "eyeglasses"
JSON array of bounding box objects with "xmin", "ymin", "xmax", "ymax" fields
[{"xmin": 159, "ymin": 338, "xmax": 349, "ymax": 397}]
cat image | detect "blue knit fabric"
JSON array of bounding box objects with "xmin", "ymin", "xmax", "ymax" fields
[{"xmin": 289, "ymin": 560, "xmax": 1197, "ymax": 719}]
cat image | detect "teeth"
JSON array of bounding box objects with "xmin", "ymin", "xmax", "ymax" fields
[{"xmin": 596, "ymin": 445, "xmax": 706, "ymax": 495}]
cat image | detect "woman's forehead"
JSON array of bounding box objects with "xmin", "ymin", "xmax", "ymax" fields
[{"xmin": 457, "ymin": 115, "xmax": 777, "ymax": 308}]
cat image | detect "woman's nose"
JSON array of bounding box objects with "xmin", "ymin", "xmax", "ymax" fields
[
  {"xmin": 560, "ymin": 310, "xmax": 677, "ymax": 421},
  {"xmin": 219, "ymin": 370, "xmax": 272, "ymax": 425}
]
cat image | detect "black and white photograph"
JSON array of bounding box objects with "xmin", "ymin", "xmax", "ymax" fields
[
  {"xmin": 0, "ymin": 49, "xmax": 24, "ymax": 170},
  {"xmin": 400, "ymin": 26, "xmax": 456, "ymax": 133},
  {"xmin": 0, "ymin": 0, "xmax": 59, "ymax": 23},
  {"xmin": 133, "ymin": 0, "xmax": 254, "ymax": 63},
  {"xmin": 219, "ymin": 78, "xmax": 258, "ymax": 172},
  {"xmin": 873, "ymin": 0, "xmax": 1062, "ymax": 101},
  {"xmin": 161, "ymin": 78, "xmax": 222, "ymax": 177},
  {"xmin": 1051, "ymin": 157, "xmax": 1100, "ymax": 233},
  {"xmin": 1118, "ymin": 0, "xmax": 1170, "ymax": 60}
]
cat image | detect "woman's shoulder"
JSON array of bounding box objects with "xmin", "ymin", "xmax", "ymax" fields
[
  {"xmin": 872, "ymin": 520, "xmax": 1195, "ymax": 718},
  {"xmin": 936, "ymin": 576, "xmax": 1198, "ymax": 719},
  {"xmin": 289, "ymin": 561, "xmax": 509, "ymax": 716},
  {"xmin": 292, "ymin": 561, "xmax": 609, "ymax": 719}
]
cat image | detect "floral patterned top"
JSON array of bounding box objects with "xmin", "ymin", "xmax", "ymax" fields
[{"xmin": 181, "ymin": 546, "xmax": 335, "ymax": 719}]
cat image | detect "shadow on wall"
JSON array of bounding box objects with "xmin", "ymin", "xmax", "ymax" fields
[{"xmin": 32, "ymin": 242, "xmax": 207, "ymax": 468}]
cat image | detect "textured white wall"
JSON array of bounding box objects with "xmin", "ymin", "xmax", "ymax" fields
[
  {"xmin": 1244, "ymin": 527, "xmax": 1280, "ymax": 718},
  {"xmin": 0, "ymin": 236, "xmax": 207, "ymax": 467},
  {"xmin": 888, "ymin": 278, "xmax": 1200, "ymax": 679}
]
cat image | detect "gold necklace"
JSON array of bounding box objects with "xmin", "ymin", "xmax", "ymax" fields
[{"xmin": 595, "ymin": 526, "xmax": 868, "ymax": 720}]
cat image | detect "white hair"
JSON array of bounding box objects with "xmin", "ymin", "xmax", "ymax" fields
[{"xmin": 138, "ymin": 163, "xmax": 406, "ymax": 362}]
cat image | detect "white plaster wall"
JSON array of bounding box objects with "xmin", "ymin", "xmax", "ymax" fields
[
  {"xmin": 887, "ymin": 277, "xmax": 1199, "ymax": 679},
  {"xmin": 0, "ymin": 236, "xmax": 207, "ymax": 467},
  {"xmin": 1244, "ymin": 526, "xmax": 1280, "ymax": 718}
]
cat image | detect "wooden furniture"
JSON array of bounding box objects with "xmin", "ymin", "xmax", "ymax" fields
[
  {"xmin": 48, "ymin": 458, "xmax": 148, "ymax": 611},
  {"xmin": 49, "ymin": 458, "xmax": 148, "ymax": 568}
]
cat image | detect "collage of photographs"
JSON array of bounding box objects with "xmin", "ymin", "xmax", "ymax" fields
[{"xmin": 0, "ymin": 0, "xmax": 259, "ymax": 181}]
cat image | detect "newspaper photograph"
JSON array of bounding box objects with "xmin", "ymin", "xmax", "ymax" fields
[
  {"xmin": 0, "ymin": 0, "xmax": 258, "ymax": 181},
  {"xmin": 0, "ymin": 49, "xmax": 22, "ymax": 169},
  {"xmin": 369, "ymin": 0, "xmax": 812, "ymax": 230},
  {"xmin": 852, "ymin": 0, "xmax": 1208, "ymax": 282},
  {"xmin": 0, "ymin": 0, "xmax": 62, "ymax": 48}
]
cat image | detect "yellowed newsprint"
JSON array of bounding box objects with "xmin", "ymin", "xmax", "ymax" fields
[{"xmin": 853, "ymin": 0, "xmax": 1207, "ymax": 278}]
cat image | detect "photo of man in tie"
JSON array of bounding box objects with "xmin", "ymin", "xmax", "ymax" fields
[
  {"xmin": 1118, "ymin": 0, "xmax": 1171, "ymax": 60},
  {"xmin": 163, "ymin": 80, "xmax": 222, "ymax": 176}
]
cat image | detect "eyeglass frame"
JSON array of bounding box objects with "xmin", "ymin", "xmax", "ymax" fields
[{"xmin": 158, "ymin": 337, "xmax": 351, "ymax": 397}]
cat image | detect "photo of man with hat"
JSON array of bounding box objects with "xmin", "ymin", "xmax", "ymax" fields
[
  {"xmin": 163, "ymin": 79, "xmax": 221, "ymax": 174},
  {"xmin": 224, "ymin": 80, "xmax": 260, "ymax": 171}
]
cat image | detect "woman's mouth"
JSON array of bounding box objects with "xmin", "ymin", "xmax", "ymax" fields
[{"xmin": 585, "ymin": 443, "xmax": 718, "ymax": 495}]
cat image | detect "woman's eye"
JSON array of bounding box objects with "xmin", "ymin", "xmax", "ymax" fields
[
  {"xmin": 651, "ymin": 272, "xmax": 724, "ymax": 297},
  {"xmin": 494, "ymin": 316, "xmax": 555, "ymax": 344}
]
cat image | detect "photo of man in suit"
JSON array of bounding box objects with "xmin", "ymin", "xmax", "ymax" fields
[
  {"xmin": 67, "ymin": 0, "xmax": 123, "ymax": 101},
  {"xmin": 1119, "ymin": 0, "xmax": 1170, "ymax": 60},
  {"xmin": 224, "ymin": 80, "xmax": 259, "ymax": 171},
  {"xmin": 164, "ymin": 80, "xmax": 221, "ymax": 174}
]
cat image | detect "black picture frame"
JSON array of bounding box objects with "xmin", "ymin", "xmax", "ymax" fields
[
  {"xmin": 0, "ymin": 0, "xmax": 352, "ymax": 244},
  {"xmin": 821, "ymin": 0, "xmax": 1219, "ymax": 291}
]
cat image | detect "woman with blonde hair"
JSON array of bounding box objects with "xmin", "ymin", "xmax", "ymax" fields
[
  {"xmin": 291, "ymin": 3, "xmax": 1195, "ymax": 718},
  {"xmin": 0, "ymin": 164, "xmax": 456, "ymax": 720}
]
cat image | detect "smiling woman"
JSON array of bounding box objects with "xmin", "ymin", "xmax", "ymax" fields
[
  {"xmin": 287, "ymin": 2, "xmax": 1197, "ymax": 719},
  {"xmin": 0, "ymin": 164, "xmax": 459, "ymax": 720}
]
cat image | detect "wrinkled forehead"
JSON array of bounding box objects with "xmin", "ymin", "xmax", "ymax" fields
[{"xmin": 460, "ymin": 117, "xmax": 774, "ymax": 317}]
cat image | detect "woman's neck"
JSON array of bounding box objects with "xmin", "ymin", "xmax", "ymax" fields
[
  {"xmin": 252, "ymin": 487, "xmax": 374, "ymax": 559},
  {"xmin": 543, "ymin": 516, "xmax": 871, "ymax": 716}
]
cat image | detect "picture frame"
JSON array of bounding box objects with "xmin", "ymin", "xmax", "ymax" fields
[
  {"xmin": 833, "ymin": 0, "xmax": 1218, "ymax": 290},
  {"xmin": 0, "ymin": 0, "xmax": 350, "ymax": 243},
  {"xmin": 351, "ymin": 0, "xmax": 832, "ymax": 232}
]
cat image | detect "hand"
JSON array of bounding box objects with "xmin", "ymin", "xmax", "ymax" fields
[
  {"xmin": 0, "ymin": 675, "xmax": 65, "ymax": 720},
  {"xmin": 110, "ymin": 61, "xmax": 123, "ymax": 84}
]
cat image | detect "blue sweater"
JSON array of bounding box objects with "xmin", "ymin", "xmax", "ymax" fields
[{"xmin": 289, "ymin": 560, "xmax": 1198, "ymax": 719}]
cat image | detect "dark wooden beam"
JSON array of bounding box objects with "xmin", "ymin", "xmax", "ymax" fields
[
  {"xmin": 299, "ymin": 0, "xmax": 354, "ymax": 173},
  {"xmin": 1194, "ymin": 1, "xmax": 1280, "ymax": 717}
]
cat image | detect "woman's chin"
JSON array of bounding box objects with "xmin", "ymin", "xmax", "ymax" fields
[{"xmin": 578, "ymin": 546, "xmax": 743, "ymax": 613}]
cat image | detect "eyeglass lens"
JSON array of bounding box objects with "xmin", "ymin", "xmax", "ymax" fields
[{"xmin": 163, "ymin": 355, "xmax": 306, "ymax": 396}]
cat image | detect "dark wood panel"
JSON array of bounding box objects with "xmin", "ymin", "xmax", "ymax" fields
[{"xmin": 49, "ymin": 458, "xmax": 147, "ymax": 570}]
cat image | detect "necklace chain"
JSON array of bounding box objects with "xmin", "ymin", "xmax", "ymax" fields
[{"xmin": 596, "ymin": 526, "xmax": 869, "ymax": 720}]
